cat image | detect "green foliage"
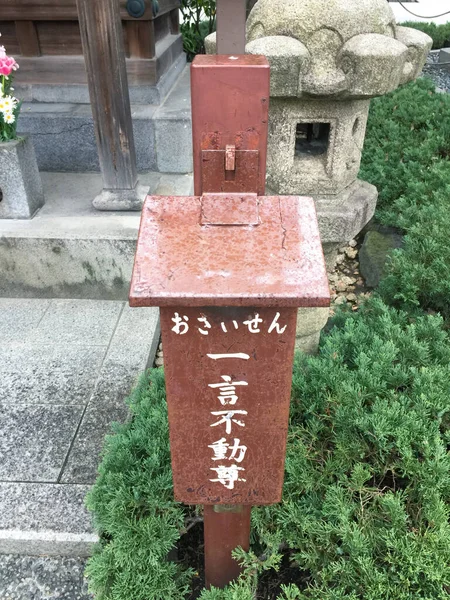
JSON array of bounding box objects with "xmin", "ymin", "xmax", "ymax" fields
[
  {"xmin": 360, "ymin": 78, "xmax": 450, "ymax": 317},
  {"xmin": 180, "ymin": 0, "xmax": 216, "ymax": 60},
  {"xmin": 252, "ymin": 298, "xmax": 450, "ymax": 599},
  {"xmin": 400, "ymin": 21, "xmax": 450, "ymax": 49}
]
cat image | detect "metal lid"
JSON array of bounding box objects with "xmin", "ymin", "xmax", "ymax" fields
[{"xmin": 129, "ymin": 193, "xmax": 330, "ymax": 308}]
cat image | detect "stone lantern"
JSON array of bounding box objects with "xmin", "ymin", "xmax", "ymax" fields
[{"xmin": 205, "ymin": 0, "xmax": 431, "ymax": 352}]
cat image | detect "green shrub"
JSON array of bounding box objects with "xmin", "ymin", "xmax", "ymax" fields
[
  {"xmin": 400, "ymin": 21, "xmax": 450, "ymax": 50},
  {"xmin": 360, "ymin": 78, "xmax": 450, "ymax": 317},
  {"xmin": 252, "ymin": 298, "xmax": 450, "ymax": 599}
]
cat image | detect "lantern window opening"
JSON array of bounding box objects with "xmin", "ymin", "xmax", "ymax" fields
[{"xmin": 294, "ymin": 122, "xmax": 331, "ymax": 159}]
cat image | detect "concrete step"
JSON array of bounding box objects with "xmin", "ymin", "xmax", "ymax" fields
[
  {"xmin": 0, "ymin": 171, "xmax": 193, "ymax": 300},
  {"xmin": 17, "ymin": 60, "xmax": 193, "ymax": 174},
  {"xmin": 0, "ymin": 298, "xmax": 160, "ymax": 557}
]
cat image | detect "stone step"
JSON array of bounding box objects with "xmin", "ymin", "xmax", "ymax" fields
[
  {"xmin": 0, "ymin": 172, "xmax": 193, "ymax": 300},
  {"xmin": 0, "ymin": 484, "xmax": 96, "ymax": 557},
  {"xmin": 17, "ymin": 60, "xmax": 193, "ymax": 174}
]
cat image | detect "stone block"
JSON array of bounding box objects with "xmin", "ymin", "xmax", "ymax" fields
[
  {"xmin": 0, "ymin": 483, "xmax": 96, "ymax": 556},
  {"xmin": 296, "ymin": 307, "xmax": 330, "ymax": 354},
  {"xmin": 0, "ymin": 343, "xmax": 105, "ymax": 405},
  {"xmin": 18, "ymin": 106, "xmax": 158, "ymax": 173},
  {"xmin": 0, "ymin": 555, "xmax": 91, "ymax": 600},
  {"xmin": 439, "ymin": 48, "xmax": 450, "ymax": 72},
  {"xmin": 315, "ymin": 180, "xmax": 378, "ymax": 246},
  {"xmin": 0, "ymin": 404, "xmax": 84, "ymax": 482},
  {"xmin": 267, "ymin": 97, "xmax": 371, "ymax": 197},
  {"xmin": 0, "ymin": 137, "xmax": 45, "ymax": 219}
]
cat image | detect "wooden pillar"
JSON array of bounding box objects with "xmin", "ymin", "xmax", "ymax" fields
[
  {"xmin": 76, "ymin": 0, "xmax": 143, "ymax": 211},
  {"xmin": 216, "ymin": 0, "xmax": 247, "ymax": 55}
]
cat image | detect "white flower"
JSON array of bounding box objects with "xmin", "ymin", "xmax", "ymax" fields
[
  {"xmin": 2, "ymin": 96, "xmax": 16, "ymax": 112},
  {"xmin": 3, "ymin": 112, "xmax": 15, "ymax": 124},
  {"xmin": 0, "ymin": 98, "xmax": 6, "ymax": 112}
]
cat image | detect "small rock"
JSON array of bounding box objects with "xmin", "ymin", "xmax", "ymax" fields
[
  {"xmin": 334, "ymin": 296, "xmax": 347, "ymax": 306},
  {"xmin": 347, "ymin": 293, "xmax": 357, "ymax": 302},
  {"xmin": 339, "ymin": 246, "xmax": 347, "ymax": 253},
  {"xmin": 158, "ymin": 342, "xmax": 163, "ymax": 351},
  {"xmin": 345, "ymin": 248, "xmax": 358, "ymax": 260},
  {"xmin": 349, "ymin": 239, "xmax": 358, "ymax": 248},
  {"xmin": 356, "ymin": 278, "xmax": 364, "ymax": 286},
  {"xmin": 157, "ymin": 350, "xmax": 164, "ymax": 358},
  {"xmin": 336, "ymin": 280, "xmax": 347, "ymax": 292},
  {"xmin": 155, "ymin": 357, "xmax": 164, "ymax": 367},
  {"xmin": 347, "ymin": 285, "xmax": 356, "ymax": 292},
  {"xmin": 335, "ymin": 254, "xmax": 345, "ymax": 265},
  {"xmin": 359, "ymin": 228, "xmax": 403, "ymax": 288}
]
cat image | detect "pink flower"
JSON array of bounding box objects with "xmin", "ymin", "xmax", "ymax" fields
[{"xmin": 0, "ymin": 55, "xmax": 19, "ymax": 77}]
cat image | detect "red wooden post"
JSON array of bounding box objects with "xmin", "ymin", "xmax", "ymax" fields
[{"xmin": 129, "ymin": 55, "xmax": 330, "ymax": 591}]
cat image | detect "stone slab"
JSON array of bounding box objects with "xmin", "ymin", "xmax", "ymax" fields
[
  {"xmin": 0, "ymin": 172, "xmax": 193, "ymax": 300},
  {"xmin": 0, "ymin": 555, "xmax": 92, "ymax": 600},
  {"xmin": 0, "ymin": 344, "xmax": 105, "ymax": 405},
  {"xmin": 0, "ymin": 404, "xmax": 84, "ymax": 483},
  {"xmin": 18, "ymin": 106, "xmax": 158, "ymax": 173},
  {"xmin": 0, "ymin": 137, "xmax": 45, "ymax": 220},
  {"xmin": 439, "ymin": 48, "xmax": 450, "ymax": 72},
  {"xmin": 0, "ymin": 299, "xmax": 51, "ymax": 343},
  {"xmin": 154, "ymin": 67, "xmax": 193, "ymax": 173},
  {"xmin": 0, "ymin": 483, "xmax": 96, "ymax": 556},
  {"xmin": 60, "ymin": 403, "xmax": 129, "ymax": 485},
  {"xmin": 33, "ymin": 300, "xmax": 122, "ymax": 347},
  {"xmin": 61, "ymin": 306, "xmax": 160, "ymax": 483}
]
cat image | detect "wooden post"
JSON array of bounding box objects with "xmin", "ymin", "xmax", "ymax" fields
[
  {"xmin": 216, "ymin": 0, "xmax": 247, "ymax": 55},
  {"xmin": 76, "ymin": 0, "xmax": 144, "ymax": 211}
]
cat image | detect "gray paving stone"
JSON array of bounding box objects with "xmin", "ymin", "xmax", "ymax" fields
[
  {"xmin": 33, "ymin": 300, "xmax": 123, "ymax": 346},
  {"xmin": 61, "ymin": 404, "xmax": 129, "ymax": 485},
  {"xmin": 0, "ymin": 555, "xmax": 92, "ymax": 600},
  {"xmin": 0, "ymin": 404, "xmax": 84, "ymax": 483},
  {"xmin": 0, "ymin": 483, "xmax": 96, "ymax": 556},
  {"xmin": 61, "ymin": 306, "xmax": 160, "ymax": 483},
  {"xmin": 0, "ymin": 299, "xmax": 50, "ymax": 343},
  {"xmin": 0, "ymin": 344, "xmax": 105, "ymax": 405}
]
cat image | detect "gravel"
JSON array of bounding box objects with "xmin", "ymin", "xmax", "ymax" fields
[{"xmin": 422, "ymin": 50, "xmax": 450, "ymax": 93}]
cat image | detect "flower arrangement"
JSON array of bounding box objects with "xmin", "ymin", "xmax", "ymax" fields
[{"xmin": 0, "ymin": 34, "xmax": 20, "ymax": 142}]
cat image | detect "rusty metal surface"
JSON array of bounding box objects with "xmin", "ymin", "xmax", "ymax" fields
[
  {"xmin": 191, "ymin": 55, "xmax": 269, "ymax": 196},
  {"xmin": 204, "ymin": 504, "xmax": 251, "ymax": 588},
  {"xmin": 129, "ymin": 194, "xmax": 330, "ymax": 308},
  {"xmin": 201, "ymin": 194, "xmax": 259, "ymax": 226},
  {"xmin": 216, "ymin": 0, "xmax": 246, "ymax": 55},
  {"xmin": 202, "ymin": 150, "xmax": 260, "ymax": 194},
  {"xmin": 161, "ymin": 306, "xmax": 298, "ymax": 505}
]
